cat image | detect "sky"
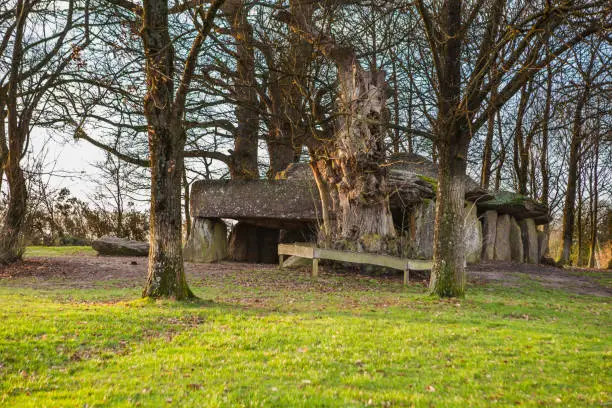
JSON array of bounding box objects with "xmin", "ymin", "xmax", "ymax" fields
[{"xmin": 29, "ymin": 127, "xmax": 107, "ymax": 201}]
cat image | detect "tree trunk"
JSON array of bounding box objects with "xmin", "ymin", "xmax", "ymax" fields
[
  {"xmin": 183, "ymin": 168, "xmax": 191, "ymax": 241},
  {"xmin": 494, "ymin": 110, "xmax": 505, "ymax": 191},
  {"xmin": 225, "ymin": 0, "xmax": 259, "ymax": 181},
  {"xmin": 265, "ymin": 0, "xmax": 314, "ymax": 178},
  {"xmin": 513, "ymin": 83, "xmax": 530, "ymax": 195},
  {"xmin": 0, "ymin": 149, "xmax": 27, "ymax": 264},
  {"xmin": 140, "ymin": 0, "xmax": 192, "ymax": 299},
  {"xmin": 429, "ymin": 136, "xmax": 468, "ymax": 297},
  {"xmin": 267, "ymin": 128, "xmax": 297, "ymax": 177},
  {"xmin": 577, "ymin": 167, "xmax": 583, "ymax": 266},
  {"xmin": 391, "ymin": 56, "xmax": 401, "ymax": 154},
  {"xmin": 560, "ymin": 85, "xmax": 588, "ymax": 265},
  {"xmin": 330, "ymin": 66, "xmax": 396, "ymax": 252},
  {"xmin": 588, "ymin": 118, "xmax": 599, "ymax": 268},
  {"xmin": 0, "ymin": 0, "xmax": 27, "ymax": 264},
  {"xmin": 275, "ymin": 10, "xmax": 396, "ymax": 252},
  {"xmin": 480, "ymin": 64, "xmax": 498, "ymax": 190},
  {"xmin": 143, "ymin": 127, "xmax": 192, "ymax": 299},
  {"xmin": 481, "ymin": 105, "xmax": 495, "ymax": 189},
  {"xmin": 540, "ymin": 64, "xmax": 552, "ymax": 236},
  {"xmin": 427, "ymin": 0, "xmax": 467, "ymax": 297}
]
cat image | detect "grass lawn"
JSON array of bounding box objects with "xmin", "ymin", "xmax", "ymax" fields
[
  {"xmin": 24, "ymin": 246, "xmax": 97, "ymax": 258},
  {"xmin": 0, "ymin": 255, "xmax": 609, "ymax": 407}
]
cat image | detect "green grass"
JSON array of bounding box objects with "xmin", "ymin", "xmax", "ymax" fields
[
  {"xmin": 0, "ymin": 266, "xmax": 610, "ymax": 407},
  {"xmin": 24, "ymin": 246, "xmax": 96, "ymax": 258}
]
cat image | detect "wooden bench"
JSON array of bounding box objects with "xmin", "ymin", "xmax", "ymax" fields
[{"xmin": 278, "ymin": 243, "xmax": 432, "ymax": 284}]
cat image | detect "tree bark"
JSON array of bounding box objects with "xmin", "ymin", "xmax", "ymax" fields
[
  {"xmin": 224, "ymin": 0, "xmax": 259, "ymax": 181},
  {"xmin": 513, "ymin": 82, "xmax": 532, "ymax": 195},
  {"xmin": 494, "ymin": 110, "xmax": 505, "ymax": 191},
  {"xmin": 481, "ymin": 103, "xmax": 495, "ymax": 189},
  {"xmin": 480, "ymin": 63, "xmax": 498, "ymax": 190},
  {"xmin": 265, "ymin": 0, "xmax": 314, "ymax": 177},
  {"xmin": 0, "ymin": 143, "xmax": 27, "ymax": 263},
  {"xmin": 423, "ymin": 0, "xmax": 467, "ymax": 297},
  {"xmin": 276, "ymin": 10, "xmax": 396, "ymax": 253},
  {"xmin": 588, "ymin": 132, "xmax": 598, "ymax": 268},
  {"xmin": 577, "ymin": 165, "xmax": 583, "ymax": 266},
  {"xmin": 560, "ymin": 84, "xmax": 589, "ymax": 265},
  {"xmin": 540, "ymin": 64, "xmax": 552, "ymax": 236},
  {"xmin": 143, "ymin": 126, "xmax": 192, "ymax": 299},
  {"xmin": 0, "ymin": 0, "xmax": 28, "ymax": 264},
  {"xmin": 140, "ymin": 0, "xmax": 191, "ymax": 299},
  {"xmin": 430, "ymin": 141, "xmax": 467, "ymax": 296},
  {"xmin": 183, "ymin": 168, "xmax": 191, "ymax": 241}
]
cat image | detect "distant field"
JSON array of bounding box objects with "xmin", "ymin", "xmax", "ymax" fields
[{"xmin": 24, "ymin": 246, "xmax": 97, "ymax": 258}]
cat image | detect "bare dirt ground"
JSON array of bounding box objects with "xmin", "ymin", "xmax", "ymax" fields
[{"xmin": 0, "ymin": 255, "xmax": 609, "ymax": 297}]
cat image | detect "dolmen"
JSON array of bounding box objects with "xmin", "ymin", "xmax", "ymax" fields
[{"xmin": 185, "ymin": 154, "xmax": 551, "ymax": 265}]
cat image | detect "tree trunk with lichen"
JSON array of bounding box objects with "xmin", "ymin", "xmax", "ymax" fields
[
  {"xmin": 426, "ymin": 0, "xmax": 466, "ymax": 297},
  {"xmin": 140, "ymin": 0, "xmax": 193, "ymax": 299},
  {"xmin": 429, "ymin": 140, "xmax": 467, "ymax": 296}
]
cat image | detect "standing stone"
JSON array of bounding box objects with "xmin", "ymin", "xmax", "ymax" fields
[
  {"xmin": 494, "ymin": 214, "xmax": 512, "ymax": 261},
  {"xmin": 537, "ymin": 230, "xmax": 549, "ymax": 262},
  {"xmin": 509, "ymin": 217, "xmax": 524, "ymax": 262},
  {"xmin": 481, "ymin": 210, "xmax": 497, "ymax": 261},
  {"xmin": 411, "ymin": 199, "xmax": 436, "ymax": 259},
  {"xmin": 464, "ymin": 203, "xmax": 482, "ymax": 264},
  {"xmin": 519, "ymin": 218, "xmax": 539, "ymax": 264},
  {"xmin": 183, "ymin": 218, "xmax": 228, "ymax": 263}
]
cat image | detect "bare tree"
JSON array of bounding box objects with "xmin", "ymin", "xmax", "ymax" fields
[
  {"xmin": 0, "ymin": 0, "xmax": 86, "ymax": 263},
  {"xmin": 414, "ymin": 0, "xmax": 606, "ymax": 295}
]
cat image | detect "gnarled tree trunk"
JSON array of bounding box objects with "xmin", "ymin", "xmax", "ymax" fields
[
  {"xmin": 276, "ymin": 10, "xmax": 396, "ymax": 253},
  {"xmin": 331, "ymin": 66, "xmax": 396, "ymax": 252}
]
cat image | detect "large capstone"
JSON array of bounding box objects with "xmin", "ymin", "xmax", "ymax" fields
[
  {"xmin": 509, "ymin": 216, "xmax": 524, "ymax": 262},
  {"xmin": 228, "ymin": 221, "xmax": 279, "ymax": 264},
  {"xmin": 494, "ymin": 214, "xmax": 512, "ymax": 261},
  {"xmin": 481, "ymin": 210, "xmax": 497, "ymax": 261},
  {"xmin": 465, "ymin": 204, "xmax": 482, "ymax": 264},
  {"xmin": 520, "ymin": 218, "xmax": 539, "ymax": 264},
  {"xmin": 92, "ymin": 236, "xmax": 149, "ymax": 256},
  {"xmin": 183, "ymin": 218, "xmax": 228, "ymax": 263}
]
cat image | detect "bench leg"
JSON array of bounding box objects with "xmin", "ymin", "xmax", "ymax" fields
[
  {"xmin": 279, "ymin": 254, "xmax": 284, "ymax": 270},
  {"xmin": 403, "ymin": 269, "xmax": 409, "ymax": 285},
  {"xmin": 312, "ymin": 258, "xmax": 319, "ymax": 277}
]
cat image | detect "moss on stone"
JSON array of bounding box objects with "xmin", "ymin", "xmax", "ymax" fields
[
  {"xmin": 417, "ymin": 174, "xmax": 438, "ymax": 193},
  {"xmin": 481, "ymin": 191, "xmax": 534, "ymax": 207}
]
